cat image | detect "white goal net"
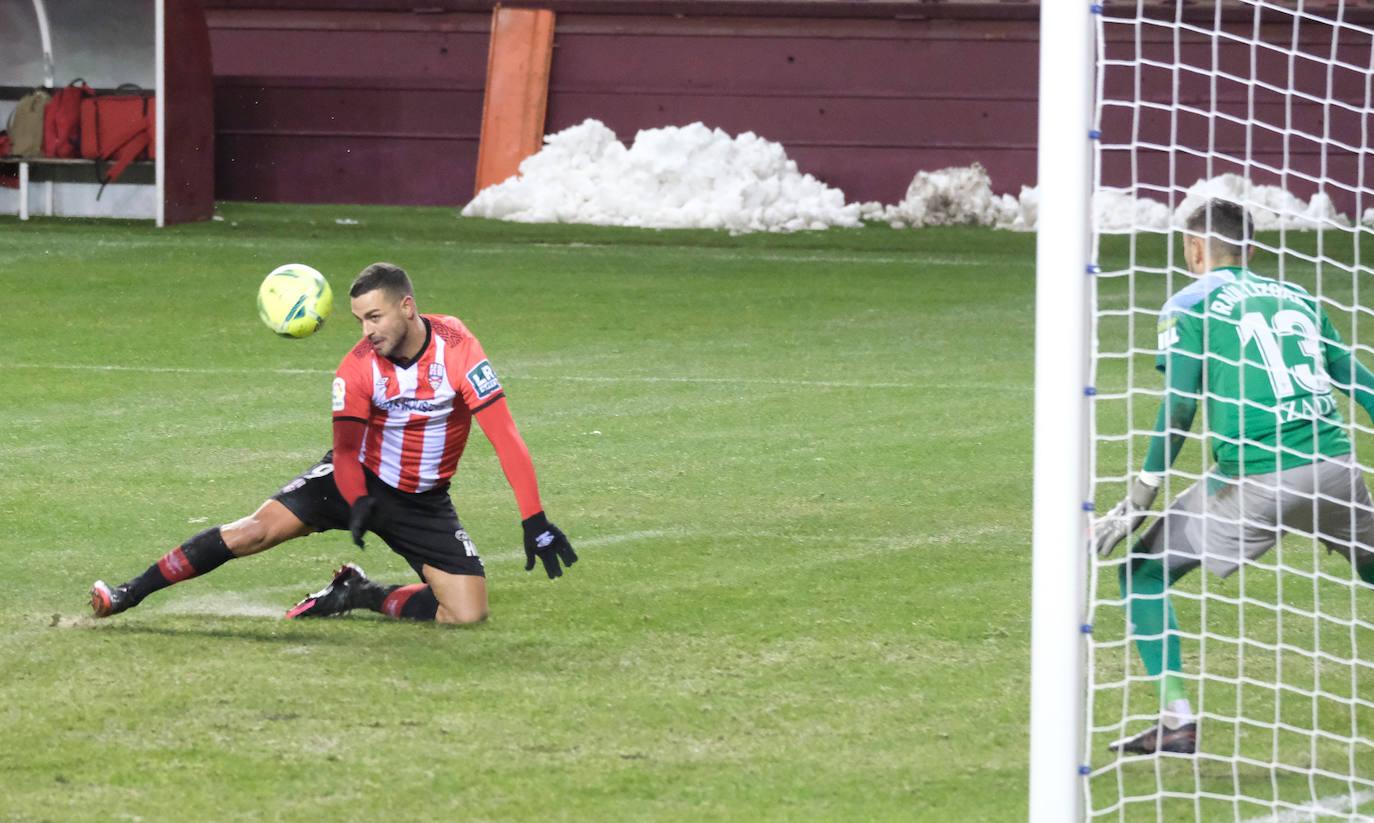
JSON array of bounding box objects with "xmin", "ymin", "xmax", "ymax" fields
[{"xmin": 1085, "ymin": 2, "xmax": 1374, "ymax": 821}]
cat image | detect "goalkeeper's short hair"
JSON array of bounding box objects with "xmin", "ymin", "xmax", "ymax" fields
[{"xmin": 1186, "ymin": 198, "xmax": 1253, "ymax": 261}]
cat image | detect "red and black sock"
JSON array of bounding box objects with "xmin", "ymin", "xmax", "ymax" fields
[
  {"xmin": 353, "ymin": 582, "xmax": 440, "ymax": 621},
  {"xmin": 124, "ymin": 527, "xmax": 236, "ymax": 605}
]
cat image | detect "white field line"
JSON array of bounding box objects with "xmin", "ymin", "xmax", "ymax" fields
[
  {"xmin": 1239, "ymin": 790, "xmax": 1374, "ymax": 823},
  {"xmin": 6, "ymin": 362, "xmax": 917, "ymax": 390},
  {"xmin": 538, "ymin": 374, "xmax": 918, "ymax": 389},
  {"xmin": 571, "ymin": 529, "xmax": 671, "ymax": 548},
  {"xmin": 466, "ymin": 244, "xmax": 989, "ymax": 267},
  {"xmin": 435, "ymin": 525, "xmax": 1001, "ymax": 567},
  {"xmin": 9, "ymin": 229, "xmax": 987, "ymax": 267},
  {"xmin": 281, "ymin": 528, "xmax": 917, "ymax": 570}
]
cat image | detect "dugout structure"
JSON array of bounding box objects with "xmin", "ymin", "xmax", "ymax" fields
[{"xmin": 0, "ymin": 0, "xmax": 214, "ymax": 225}]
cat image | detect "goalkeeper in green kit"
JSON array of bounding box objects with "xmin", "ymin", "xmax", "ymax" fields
[{"xmin": 1092, "ymin": 199, "xmax": 1374, "ymax": 755}]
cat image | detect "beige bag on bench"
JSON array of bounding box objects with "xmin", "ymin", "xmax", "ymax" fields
[{"xmin": 7, "ymin": 89, "xmax": 50, "ymax": 156}]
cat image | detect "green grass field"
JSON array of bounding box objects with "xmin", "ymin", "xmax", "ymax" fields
[
  {"xmin": 1, "ymin": 205, "xmax": 1030, "ymax": 822},
  {"xmin": 3, "ymin": 206, "xmax": 1371, "ymax": 822}
]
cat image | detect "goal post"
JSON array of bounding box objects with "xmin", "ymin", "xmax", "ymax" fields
[
  {"xmin": 1034, "ymin": 1, "xmax": 1374, "ymax": 821},
  {"xmin": 1029, "ymin": 1, "xmax": 1095, "ymax": 822}
]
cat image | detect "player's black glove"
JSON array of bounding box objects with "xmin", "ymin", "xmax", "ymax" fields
[
  {"xmin": 349, "ymin": 495, "xmax": 378, "ymax": 550},
  {"xmin": 522, "ymin": 511, "xmax": 578, "ymax": 579}
]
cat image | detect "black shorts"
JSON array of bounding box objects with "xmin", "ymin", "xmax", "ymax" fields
[{"xmin": 272, "ymin": 451, "xmax": 485, "ymax": 578}]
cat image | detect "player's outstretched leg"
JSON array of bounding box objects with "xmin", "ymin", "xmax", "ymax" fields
[
  {"xmin": 89, "ymin": 500, "xmax": 313, "ymax": 619},
  {"xmin": 89, "ymin": 527, "xmax": 236, "ymax": 618},
  {"xmin": 286, "ymin": 564, "xmax": 444, "ymax": 620}
]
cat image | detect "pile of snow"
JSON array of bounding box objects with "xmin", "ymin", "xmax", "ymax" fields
[
  {"xmin": 878, "ymin": 169, "xmax": 1353, "ymax": 233},
  {"xmin": 461, "ymin": 119, "xmax": 863, "ymax": 233},
  {"xmin": 1096, "ymin": 174, "xmax": 1351, "ymax": 233},
  {"xmin": 462, "ymin": 118, "xmax": 1369, "ymax": 234},
  {"xmin": 872, "ymin": 163, "xmax": 1037, "ymax": 230}
]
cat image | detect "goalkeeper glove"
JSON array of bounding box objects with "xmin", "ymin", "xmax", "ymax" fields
[
  {"xmin": 522, "ymin": 511, "xmax": 578, "ymax": 579},
  {"xmin": 1091, "ymin": 474, "xmax": 1161, "ymax": 558},
  {"xmin": 349, "ymin": 495, "xmax": 378, "ymax": 550}
]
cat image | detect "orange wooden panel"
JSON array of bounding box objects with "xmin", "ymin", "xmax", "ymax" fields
[{"xmin": 474, "ymin": 5, "xmax": 555, "ymax": 195}]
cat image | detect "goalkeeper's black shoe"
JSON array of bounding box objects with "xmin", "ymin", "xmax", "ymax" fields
[
  {"xmin": 1109, "ymin": 722, "xmax": 1197, "ymax": 755},
  {"xmin": 285, "ymin": 563, "xmax": 366, "ymax": 618},
  {"xmin": 90, "ymin": 580, "xmax": 135, "ymax": 618}
]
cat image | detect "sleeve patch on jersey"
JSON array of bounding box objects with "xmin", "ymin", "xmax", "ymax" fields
[
  {"xmin": 332, "ymin": 377, "xmax": 346, "ymax": 412},
  {"xmin": 466, "ymin": 359, "xmax": 501, "ymax": 399},
  {"xmin": 1158, "ymin": 316, "xmax": 1180, "ymax": 350}
]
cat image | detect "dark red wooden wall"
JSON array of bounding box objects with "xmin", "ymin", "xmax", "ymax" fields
[
  {"xmin": 203, "ymin": 2, "xmax": 1374, "ymax": 215},
  {"xmin": 209, "ymin": 10, "xmax": 490, "ymax": 206},
  {"xmin": 1096, "ymin": 10, "xmax": 1374, "ymax": 219},
  {"xmin": 543, "ymin": 15, "xmax": 1038, "ymax": 208},
  {"xmin": 204, "ymin": 2, "xmax": 1040, "ymax": 207}
]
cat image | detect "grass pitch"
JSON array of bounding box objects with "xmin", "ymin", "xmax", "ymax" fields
[
  {"xmin": 7, "ymin": 206, "xmax": 1367, "ymax": 822},
  {"xmin": 1, "ymin": 206, "xmax": 1029, "ymax": 822}
]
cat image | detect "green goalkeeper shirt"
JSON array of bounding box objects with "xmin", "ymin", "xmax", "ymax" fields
[{"xmin": 1148, "ymin": 266, "xmax": 1355, "ymax": 477}]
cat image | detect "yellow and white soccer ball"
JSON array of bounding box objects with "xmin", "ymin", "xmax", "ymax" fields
[{"xmin": 257, "ymin": 263, "xmax": 333, "ymax": 338}]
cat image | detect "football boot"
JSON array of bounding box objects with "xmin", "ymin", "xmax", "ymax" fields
[
  {"xmin": 285, "ymin": 563, "xmax": 367, "ymax": 618},
  {"xmin": 1109, "ymin": 722, "xmax": 1197, "ymax": 755},
  {"xmin": 89, "ymin": 580, "xmax": 136, "ymax": 618}
]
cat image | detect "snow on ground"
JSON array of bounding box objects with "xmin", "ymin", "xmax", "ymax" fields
[
  {"xmin": 462, "ymin": 119, "xmax": 863, "ymax": 233},
  {"xmin": 462, "ymin": 118, "xmax": 1365, "ymax": 234}
]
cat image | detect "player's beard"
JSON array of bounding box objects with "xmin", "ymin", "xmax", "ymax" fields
[
  {"xmin": 375, "ymin": 320, "xmax": 416, "ymax": 360},
  {"xmin": 370, "ymin": 330, "xmax": 396, "ymax": 358}
]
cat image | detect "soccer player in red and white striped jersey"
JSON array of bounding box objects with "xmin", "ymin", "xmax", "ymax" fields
[{"xmin": 90, "ymin": 262, "xmax": 577, "ymax": 623}]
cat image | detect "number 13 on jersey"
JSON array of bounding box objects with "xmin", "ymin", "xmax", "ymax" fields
[{"xmin": 1238, "ymin": 310, "xmax": 1330, "ymax": 398}]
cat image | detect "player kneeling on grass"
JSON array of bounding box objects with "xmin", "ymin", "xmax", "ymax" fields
[
  {"xmin": 1091, "ymin": 199, "xmax": 1374, "ymax": 756},
  {"xmin": 90, "ymin": 262, "xmax": 577, "ymax": 623}
]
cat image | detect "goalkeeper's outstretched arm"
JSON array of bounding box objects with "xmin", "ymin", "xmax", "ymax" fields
[
  {"xmin": 1091, "ymin": 355, "xmax": 1201, "ymax": 558},
  {"xmin": 1142, "ymin": 355, "xmax": 1202, "ymax": 475}
]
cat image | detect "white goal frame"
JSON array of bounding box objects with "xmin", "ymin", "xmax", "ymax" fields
[{"xmin": 1029, "ymin": 1, "xmax": 1095, "ymax": 822}]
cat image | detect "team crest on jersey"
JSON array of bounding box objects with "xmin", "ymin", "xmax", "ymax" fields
[
  {"xmin": 428, "ymin": 363, "xmax": 445, "ymax": 391},
  {"xmin": 466, "ymin": 359, "xmax": 501, "ymax": 399}
]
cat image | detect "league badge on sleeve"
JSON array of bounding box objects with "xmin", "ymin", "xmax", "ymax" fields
[
  {"xmin": 1158, "ymin": 315, "xmax": 1180, "ymax": 350},
  {"xmin": 332, "ymin": 377, "xmax": 346, "ymax": 412},
  {"xmin": 466, "ymin": 360, "xmax": 501, "ymax": 399}
]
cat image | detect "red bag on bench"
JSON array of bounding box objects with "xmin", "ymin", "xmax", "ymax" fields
[
  {"xmin": 80, "ymin": 88, "xmax": 155, "ymax": 185},
  {"xmin": 0, "ymin": 133, "xmax": 16, "ymax": 189},
  {"xmin": 43, "ymin": 80, "xmax": 93, "ymax": 158}
]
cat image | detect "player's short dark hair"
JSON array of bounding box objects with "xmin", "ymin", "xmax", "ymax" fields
[
  {"xmin": 1185, "ymin": 199, "xmax": 1253, "ymax": 260},
  {"xmin": 350, "ymin": 262, "xmax": 415, "ymax": 301}
]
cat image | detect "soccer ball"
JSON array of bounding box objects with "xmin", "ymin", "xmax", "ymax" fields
[{"xmin": 257, "ymin": 264, "xmax": 333, "ymax": 338}]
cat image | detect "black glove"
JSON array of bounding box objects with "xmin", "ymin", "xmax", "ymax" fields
[
  {"xmin": 522, "ymin": 511, "xmax": 578, "ymax": 579},
  {"xmin": 349, "ymin": 495, "xmax": 378, "ymax": 550}
]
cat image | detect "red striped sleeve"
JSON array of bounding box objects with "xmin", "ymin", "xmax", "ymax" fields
[
  {"xmin": 332, "ymin": 418, "xmax": 368, "ymax": 504},
  {"xmin": 474, "ymin": 396, "xmax": 542, "ymax": 519}
]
